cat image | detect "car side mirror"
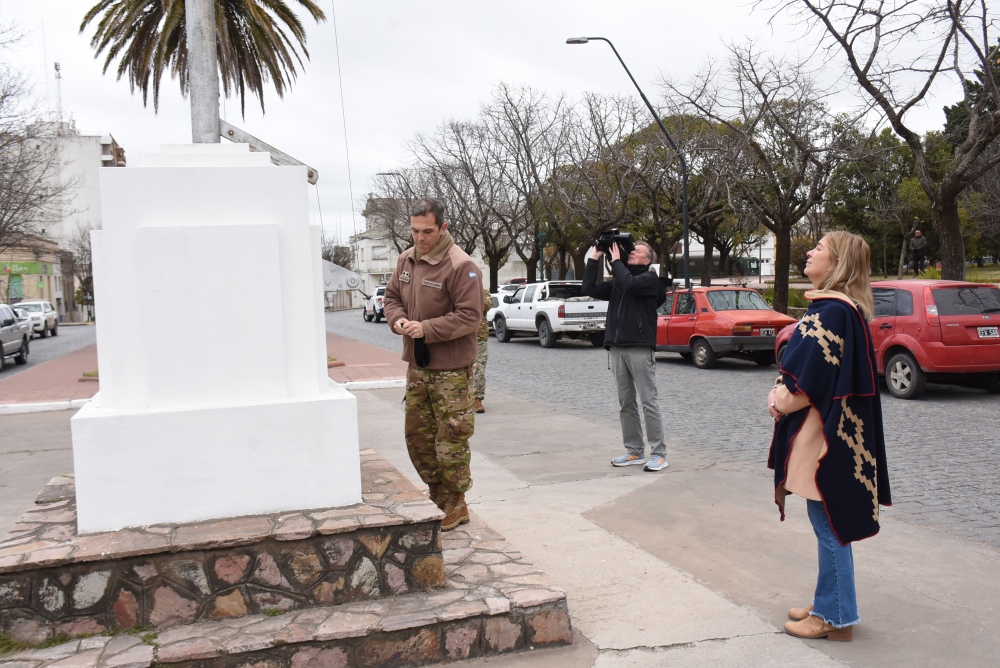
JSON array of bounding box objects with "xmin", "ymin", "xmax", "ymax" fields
[
  {"xmin": 1, "ymin": 318, "xmax": 13, "ymax": 327},
  {"xmin": 503, "ymin": 295, "xmax": 512, "ymax": 304}
]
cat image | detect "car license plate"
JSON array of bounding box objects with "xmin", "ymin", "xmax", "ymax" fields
[
  {"xmin": 760, "ymin": 328, "xmax": 775, "ymax": 336},
  {"xmin": 583, "ymin": 323, "xmax": 598, "ymax": 330},
  {"xmin": 978, "ymin": 326, "xmax": 999, "ymax": 338}
]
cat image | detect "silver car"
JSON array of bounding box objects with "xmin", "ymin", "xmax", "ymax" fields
[{"xmin": 0, "ymin": 304, "xmax": 31, "ymax": 369}]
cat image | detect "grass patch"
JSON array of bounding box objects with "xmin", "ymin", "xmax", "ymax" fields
[
  {"xmin": 0, "ymin": 632, "xmax": 72, "ymax": 655},
  {"xmin": 82, "ymin": 369, "xmax": 99, "ymax": 378},
  {"xmin": 264, "ymin": 609, "xmax": 285, "ymax": 617}
]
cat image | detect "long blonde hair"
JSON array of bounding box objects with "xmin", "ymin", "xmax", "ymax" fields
[{"xmin": 818, "ymin": 231, "xmax": 874, "ymax": 321}]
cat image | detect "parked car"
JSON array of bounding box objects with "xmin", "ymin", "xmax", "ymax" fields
[
  {"xmin": 774, "ymin": 279, "xmax": 1000, "ymax": 399},
  {"xmin": 0, "ymin": 304, "xmax": 31, "ymax": 370},
  {"xmin": 14, "ymin": 300, "xmax": 58, "ymax": 338},
  {"xmin": 487, "ymin": 284, "xmax": 521, "ymax": 333},
  {"xmin": 656, "ymin": 286, "xmax": 796, "ymax": 368},
  {"xmin": 492, "ymin": 281, "xmax": 608, "ymax": 347},
  {"xmin": 362, "ymin": 286, "xmax": 387, "ymax": 322}
]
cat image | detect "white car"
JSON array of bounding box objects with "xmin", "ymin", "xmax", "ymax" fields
[
  {"xmin": 363, "ymin": 286, "xmax": 387, "ymax": 323},
  {"xmin": 15, "ymin": 300, "xmax": 58, "ymax": 338},
  {"xmin": 487, "ymin": 285, "xmax": 520, "ymax": 333}
]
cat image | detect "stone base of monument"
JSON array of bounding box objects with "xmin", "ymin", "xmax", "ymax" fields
[{"xmin": 0, "ymin": 450, "xmax": 572, "ymax": 667}]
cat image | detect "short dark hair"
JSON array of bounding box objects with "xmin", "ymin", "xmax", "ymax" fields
[{"xmin": 410, "ymin": 198, "xmax": 445, "ymax": 227}]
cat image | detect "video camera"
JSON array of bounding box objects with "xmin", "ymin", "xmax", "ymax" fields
[{"xmin": 594, "ymin": 229, "xmax": 635, "ymax": 256}]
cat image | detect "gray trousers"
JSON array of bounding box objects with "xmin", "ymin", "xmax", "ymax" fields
[{"xmin": 610, "ymin": 346, "xmax": 666, "ymax": 457}]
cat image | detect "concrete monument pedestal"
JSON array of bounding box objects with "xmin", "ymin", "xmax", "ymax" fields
[{"xmin": 70, "ymin": 144, "xmax": 360, "ymax": 533}]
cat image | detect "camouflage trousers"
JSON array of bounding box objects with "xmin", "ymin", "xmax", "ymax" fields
[
  {"xmin": 404, "ymin": 365, "xmax": 475, "ymax": 493},
  {"xmin": 472, "ymin": 339, "xmax": 488, "ymax": 400}
]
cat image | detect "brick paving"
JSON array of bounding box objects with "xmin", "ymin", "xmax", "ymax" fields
[{"xmin": 0, "ymin": 334, "xmax": 406, "ymax": 408}]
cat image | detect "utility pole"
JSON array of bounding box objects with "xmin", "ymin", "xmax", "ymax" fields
[{"xmin": 185, "ymin": 0, "xmax": 220, "ymax": 143}]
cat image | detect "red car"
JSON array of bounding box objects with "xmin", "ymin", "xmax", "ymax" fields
[
  {"xmin": 656, "ymin": 287, "xmax": 796, "ymax": 368},
  {"xmin": 774, "ymin": 280, "xmax": 1000, "ymax": 399}
]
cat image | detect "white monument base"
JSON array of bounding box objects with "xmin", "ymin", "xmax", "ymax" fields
[
  {"xmin": 71, "ymin": 144, "xmax": 362, "ymax": 534},
  {"xmin": 72, "ymin": 382, "xmax": 360, "ymax": 533}
]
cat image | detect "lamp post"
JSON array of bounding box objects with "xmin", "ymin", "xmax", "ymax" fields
[
  {"xmin": 566, "ymin": 36, "xmax": 690, "ymax": 288},
  {"xmin": 185, "ymin": 0, "xmax": 220, "ymax": 143}
]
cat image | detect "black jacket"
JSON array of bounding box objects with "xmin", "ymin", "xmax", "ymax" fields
[{"xmin": 581, "ymin": 258, "xmax": 663, "ymax": 348}]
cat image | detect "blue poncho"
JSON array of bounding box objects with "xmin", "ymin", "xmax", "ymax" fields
[{"xmin": 768, "ymin": 292, "xmax": 892, "ymax": 545}]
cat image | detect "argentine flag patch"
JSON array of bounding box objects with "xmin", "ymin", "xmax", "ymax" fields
[{"xmin": 469, "ymin": 271, "xmax": 478, "ymax": 278}]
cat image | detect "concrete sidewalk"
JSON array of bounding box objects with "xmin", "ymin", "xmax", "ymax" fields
[{"xmin": 1, "ymin": 332, "xmax": 997, "ymax": 667}]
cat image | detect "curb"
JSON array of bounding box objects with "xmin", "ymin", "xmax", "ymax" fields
[
  {"xmin": 0, "ymin": 399, "xmax": 91, "ymax": 416},
  {"xmin": 0, "ymin": 382, "xmax": 406, "ymax": 415}
]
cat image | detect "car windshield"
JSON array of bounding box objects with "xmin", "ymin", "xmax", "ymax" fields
[
  {"xmin": 18, "ymin": 303, "xmax": 42, "ymax": 312},
  {"xmin": 932, "ymin": 286, "xmax": 1000, "ymax": 315},
  {"xmin": 544, "ymin": 284, "xmax": 582, "ymax": 300},
  {"xmin": 706, "ymin": 290, "xmax": 770, "ymax": 311}
]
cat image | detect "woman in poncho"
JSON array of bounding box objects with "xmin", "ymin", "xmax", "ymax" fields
[{"xmin": 767, "ymin": 231, "xmax": 891, "ymax": 641}]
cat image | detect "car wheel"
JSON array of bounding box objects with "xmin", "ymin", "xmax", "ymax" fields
[
  {"xmin": 982, "ymin": 372, "xmax": 1000, "ymax": 395},
  {"xmin": 374, "ymin": 311, "xmax": 382, "ymax": 323},
  {"xmin": 362, "ymin": 310, "xmax": 371, "ymax": 322},
  {"xmin": 537, "ymin": 319, "xmax": 557, "ymax": 348},
  {"xmin": 41, "ymin": 325, "xmax": 49, "ymax": 338},
  {"xmin": 14, "ymin": 338, "xmax": 28, "ymax": 365},
  {"xmin": 494, "ymin": 316, "xmax": 511, "ymax": 343},
  {"xmin": 886, "ymin": 351, "xmax": 927, "ymax": 399},
  {"xmin": 589, "ymin": 332, "xmax": 605, "ymax": 347},
  {"xmin": 776, "ymin": 343, "xmax": 787, "ymax": 367},
  {"xmin": 51, "ymin": 323, "xmax": 58, "ymax": 336},
  {"xmin": 753, "ymin": 351, "xmax": 775, "ymax": 367},
  {"xmin": 0, "ymin": 349, "xmax": 5, "ymax": 371},
  {"xmin": 691, "ymin": 339, "xmax": 716, "ymax": 369}
]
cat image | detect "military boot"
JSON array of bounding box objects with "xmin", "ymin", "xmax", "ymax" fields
[
  {"xmin": 441, "ymin": 491, "xmax": 470, "ymax": 531},
  {"xmin": 428, "ymin": 484, "xmax": 449, "ymax": 511},
  {"xmin": 473, "ymin": 399, "xmax": 485, "ymax": 413}
]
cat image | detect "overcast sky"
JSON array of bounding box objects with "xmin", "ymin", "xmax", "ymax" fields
[{"xmin": 0, "ymin": 1, "xmax": 961, "ymax": 244}]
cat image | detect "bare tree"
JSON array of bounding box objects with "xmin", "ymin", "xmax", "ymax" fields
[
  {"xmin": 0, "ymin": 26, "xmax": 74, "ymax": 254},
  {"xmin": 768, "ymin": 0, "xmax": 1000, "ymax": 280},
  {"xmin": 664, "ymin": 44, "xmax": 858, "ymax": 311}
]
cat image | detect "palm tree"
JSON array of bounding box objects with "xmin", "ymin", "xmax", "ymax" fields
[{"xmin": 80, "ymin": 0, "xmax": 325, "ymax": 115}]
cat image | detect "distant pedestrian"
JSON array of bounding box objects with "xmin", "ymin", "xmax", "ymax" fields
[
  {"xmin": 383, "ymin": 198, "xmax": 484, "ymax": 531},
  {"xmin": 909, "ymin": 230, "xmax": 927, "ymax": 276},
  {"xmin": 768, "ymin": 231, "xmax": 892, "ymax": 641},
  {"xmin": 472, "ymin": 288, "xmax": 492, "ymax": 413},
  {"xmin": 582, "ymin": 238, "xmax": 668, "ymax": 472}
]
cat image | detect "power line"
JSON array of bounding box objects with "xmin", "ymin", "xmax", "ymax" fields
[{"xmin": 330, "ymin": 2, "xmax": 357, "ymax": 238}]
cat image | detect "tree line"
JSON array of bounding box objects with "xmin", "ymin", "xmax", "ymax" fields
[{"xmin": 365, "ymin": 1, "xmax": 1000, "ymax": 313}]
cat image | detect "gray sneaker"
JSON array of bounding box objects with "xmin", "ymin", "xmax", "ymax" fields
[
  {"xmin": 643, "ymin": 455, "xmax": 668, "ymax": 472},
  {"xmin": 611, "ymin": 453, "xmax": 647, "ymax": 467}
]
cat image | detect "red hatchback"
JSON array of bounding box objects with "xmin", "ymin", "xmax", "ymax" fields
[
  {"xmin": 656, "ymin": 286, "xmax": 796, "ymax": 368},
  {"xmin": 774, "ymin": 280, "xmax": 1000, "ymax": 399}
]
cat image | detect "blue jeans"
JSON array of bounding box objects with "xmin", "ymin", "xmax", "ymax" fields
[{"xmin": 807, "ymin": 500, "xmax": 860, "ymax": 627}]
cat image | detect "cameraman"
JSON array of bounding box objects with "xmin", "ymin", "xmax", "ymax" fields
[{"xmin": 582, "ymin": 239, "xmax": 668, "ymax": 472}]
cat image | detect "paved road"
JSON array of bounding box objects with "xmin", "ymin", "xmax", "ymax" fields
[
  {"xmin": 0, "ymin": 324, "xmax": 96, "ymax": 380},
  {"xmin": 327, "ymin": 308, "xmax": 1000, "ymax": 548}
]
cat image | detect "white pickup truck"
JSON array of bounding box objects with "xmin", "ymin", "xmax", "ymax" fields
[{"xmin": 492, "ymin": 281, "xmax": 608, "ymax": 348}]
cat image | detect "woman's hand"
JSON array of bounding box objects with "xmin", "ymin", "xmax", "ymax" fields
[{"xmin": 768, "ymin": 385, "xmax": 784, "ymax": 422}]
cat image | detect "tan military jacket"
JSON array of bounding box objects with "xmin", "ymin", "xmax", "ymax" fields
[{"xmin": 384, "ymin": 231, "xmax": 484, "ymax": 370}]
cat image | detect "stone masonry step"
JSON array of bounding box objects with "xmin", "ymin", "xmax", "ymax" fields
[
  {"xmin": 0, "ymin": 516, "xmax": 572, "ymax": 668},
  {"xmin": 0, "ymin": 451, "xmax": 446, "ymax": 641}
]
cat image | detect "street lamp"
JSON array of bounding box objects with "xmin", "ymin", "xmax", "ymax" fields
[{"xmin": 566, "ymin": 36, "xmax": 690, "ymax": 288}]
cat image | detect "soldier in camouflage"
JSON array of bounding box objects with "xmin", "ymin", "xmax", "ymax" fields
[
  {"xmin": 472, "ymin": 289, "xmax": 493, "ymax": 413},
  {"xmin": 384, "ymin": 198, "xmax": 484, "ymax": 532}
]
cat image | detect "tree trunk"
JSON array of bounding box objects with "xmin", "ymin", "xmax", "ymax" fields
[
  {"xmin": 772, "ymin": 231, "xmax": 791, "ymax": 313},
  {"xmin": 934, "ymin": 198, "xmax": 965, "ymax": 281}
]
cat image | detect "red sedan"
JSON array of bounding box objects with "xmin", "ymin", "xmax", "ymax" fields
[
  {"xmin": 774, "ymin": 279, "xmax": 1000, "ymax": 399},
  {"xmin": 656, "ymin": 287, "xmax": 796, "ymax": 368}
]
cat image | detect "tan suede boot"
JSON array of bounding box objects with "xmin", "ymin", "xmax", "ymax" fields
[
  {"xmin": 441, "ymin": 491, "xmax": 470, "ymax": 531},
  {"xmin": 473, "ymin": 399, "xmax": 485, "ymax": 413},
  {"xmin": 788, "ymin": 604, "xmax": 814, "ymax": 621},
  {"xmin": 784, "ymin": 615, "xmax": 852, "ymax": 641}
]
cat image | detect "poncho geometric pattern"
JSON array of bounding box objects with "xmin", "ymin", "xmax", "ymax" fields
[{"xmin": 768, "ymin": 292, "xmax": 892, "ymax": 545}]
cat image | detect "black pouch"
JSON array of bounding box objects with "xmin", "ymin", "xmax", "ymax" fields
[{"xmin": 413, "ymin": 337, "xmax": 431, "ymax": 368}]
